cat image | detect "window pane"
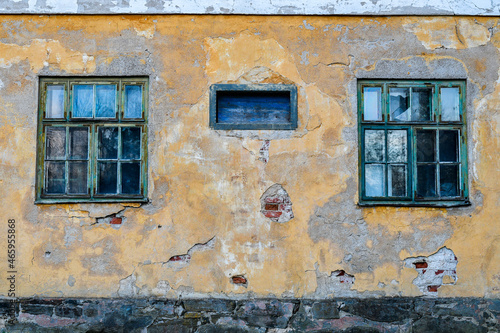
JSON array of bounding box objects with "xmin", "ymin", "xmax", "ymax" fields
[
  {"xmin": 389, "ymin": 88, "xmax": 409, "ymax": 121},
  {"xmin": 68, "ymin": 161, "xmax": 88, "ymax": 194},
  {"xmin": 363, "ymin": 87, "xmax": 382, "ymax": 121},
  {"xmin": 98, "ymin": 162, "xmax": 117, "ymax": 194},
  {"xmin": 389, "ymin": 165, "xmax": 407, "ymax": 197},
  {"xmin": 96, "ymin": 85, "xmax": 116, "ymax": 118},
  {"xmin": 416, "ymin": 130, "xmax": 436, "ymax": 162},
  {"xmin": 388, "ymin": 130, "xmax": 407, "ymax": 162},
  {"xmin": 73, "ymin": 84, "xmax": 94, "ymax": 118},
  {"xmin": 364, "ymin": 130, "xmax": 385, "ymax": 162},
  {"xmin": 124, "ymin": 85, "xmax": 143, "ymax": 118},
  {"xmin": 365, "ymin": 164, "xmax": 385, "ymax": 197},
  {"xmin": 98, "ymin": 127, "xmax": 118, "ymax": 159},
  {"xmin": 411, "ymin": 88, "xmax": 432, "ymax": 121},
  {"xmin": 69, "ymin": 127, "xmax": 89, "ymax": 160},
  {"xmin": 46, "ymin": 127, "xmax": 66, "ymax": 159},
  {"xmin": 439, "ymin": 130, "xmax": 459, "ymax": 162},
  {"xmin": 440, "ymin": 165, "xmax": 459, "ymax": 197},
  {"xmin": 441, "ymin": 87, "xmax": 460, "ymax": 121},
  {"xmin": 46, "ymin": 85, "xmax": 65, "ymax": 118},
  {"xmin": 46, "ymin": 161, "xmax": 65, "ymax": 194},
  {"xmin": 121, "ymin": 127, "xmax": 141, "ymax": 160},
  {"xmin": 417, "ymin": 164, "xmax": 436, "ymax": 198},
  {"xmin": 121, "ymin": 162, "xmax": 141, "ymax": 194}
]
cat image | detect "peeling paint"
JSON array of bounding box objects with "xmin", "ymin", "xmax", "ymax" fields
[
  {"xmin": 164, "ymin": 236, "xmax": 216, "ymax": 270},
  {"xmin": 0, "ymin": 14, "xmax": 498, "ymax": 302},
  {"xmin": 260, "ymin": 184, "xmax": 294, "ymax": 223},
  {"xmin": 404, "ymin": 247, "xmax": 458, "ymax": 296}
]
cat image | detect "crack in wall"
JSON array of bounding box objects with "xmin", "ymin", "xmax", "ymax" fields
[{"xmin": 163, "ymin": 236, "xmax": 216, "ymax": 269}]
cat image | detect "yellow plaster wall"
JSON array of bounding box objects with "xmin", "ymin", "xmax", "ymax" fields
[{"xmin": 0, "ymin": 15, "xmax": 499, "ymax": 298}]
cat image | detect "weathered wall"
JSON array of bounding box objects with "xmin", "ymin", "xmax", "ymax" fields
[{"xmin": 0, "ymin": 15, "xmax": 499, "ymax": 305}]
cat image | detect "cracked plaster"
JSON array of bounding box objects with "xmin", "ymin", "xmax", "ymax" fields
[{"xmin": 0, "ymin": 15, "xmax": 499, "ymax": 300}]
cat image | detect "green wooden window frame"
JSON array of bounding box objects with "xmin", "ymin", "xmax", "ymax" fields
[
  {"xmin": 36, "ymin": 77, "xmax": 148, "ymax": 203},
  {"xmin": 358, "ymin": 80, "xmax": 469, "ymax": 207},
  {"xmin": 209, "ymin": 84, "xmax": 298, "ymax": 130}
]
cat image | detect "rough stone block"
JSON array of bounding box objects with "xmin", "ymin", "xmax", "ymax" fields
[
  {"xmin": 311, "ymin": 301, "xmax": 339, "ymax": 319},
  {"xmin": 183, "ymin": 299, "xmax": 236, "ymax": 313},
  {"xmin": 342, "ymin": 298, "xmax": 415, "ymax": 323},
  {"xmin": 412, "ymin": 317, "xmax": 484, "ymax": 333},
  {"xmin": 20, "ymin": 304, "xmax": 54, "ymax": 316},
  {"xmin": 55, "ymin": 305, "xmax": 83, "ymax": 318}
]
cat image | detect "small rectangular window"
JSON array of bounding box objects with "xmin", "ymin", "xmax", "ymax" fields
[
  {"xmin": 209, "ymin": 84, "xmax": 297, "ymax": 130},
  {"xmin": 358, "ymin": 80, "xmax": 468, "ymax": 207},
  {"xmin": 36, "ymin": 77, "xmax": 148, "ymax": 203}
]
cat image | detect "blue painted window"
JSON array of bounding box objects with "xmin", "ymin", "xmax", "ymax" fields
[
  {"xmin": 36, "ymin": 77, "xmax": 148, "ymax": 203},
  {"xmin": 210, "ymin": 84, "xmax": 297, "ymax": 130},
  {"xmin": 358, "ymin": 80, "xmax": 468, "ymax": 207}
]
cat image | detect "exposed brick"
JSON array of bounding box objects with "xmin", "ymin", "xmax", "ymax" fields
[
  {"xmin": 331, "ymin": 269, "xmax": 355, "ymax": 284},
  {"xmin": 264, "ymin": 197, "xmax": 282, "ymax": 204},
  {"xmin": 110, "ymin": 217, "xmax": 122, "ymax": 225},
  {"xmin": 168, "ymin": 254, "xmax": 191, "ymax": 262},
  {"xmin": 264, "ymin": 203, "xmax": 279, "ymax": 211},
  {"xmin": 231, "ymin": 275, "xmax": 248, "ymax": 285},
  {"xmin": 427, "ymin": 285, "xmax": 439, "ymax": 292},
  {"xmin": 435, "ymin": 270, "xmax": 445, "ymax": 275},
  {"xmin": 414, "ymin": 261, "xmax": 428, "ymax": 269},
  {"xmin": 261, "ymin": 184, "xmax": 294, "ymax": 223},
  {"xmin": 264, "ymin": 211, "xmax": 282, "ymax": 218}
]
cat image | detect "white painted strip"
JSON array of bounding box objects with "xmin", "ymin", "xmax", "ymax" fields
[{"xmin": 0, "ymin": 0, "xmax": 498, "ymax": 15}]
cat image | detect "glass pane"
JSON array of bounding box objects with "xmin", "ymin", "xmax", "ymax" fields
[
  {"xmin": 46, "ymin": 85, "xmax": 65, "ymax": 118},
  {"xmin": 389, "ymin": 88, "xmax": 409, "ymax": 121},
  {"xmin": 411, "ymin": 88, "xmax": 432, "ymax": 121},
  {"xmin": 98, "ymin": 127, "xmax": 118, "ymax": 159},
  {"xmin": 121, "ymin": 163, "xmax": 141, "ymax": 194},
  {"xmin": 68, "ymin": 161, "xmax": 88, "ymax": 194},
  {"xmin": 98, "ymin": 162, "xmax": 117, "ymax": 194},
  {"xmin": 388, "ymin": 165, "xmax": 406, "ymax": 197},
  {"xmin": 363, "ymin": 87, "xmax": 382, "ymax": 121},
  {"xmin": 96, "ymin": 85, "xmax": 116, "ymax": 118},
  {"xmin": 364, "ymin": 130, "xmax": 385, "ymax": 162},
  {"xmin": 124, "ymin": 85, "xmax": 143, "ymax": 118},
  {"xmin": 388, "ymin": 130, "xmax": 407, "ymax": 162},
  {"xmin": 73, "ymin": 84, "xmax": 94, "ymax": 118},
  {"xmin": 416, "ymin": 130, "xmax": 436, "ymax": 162},
  {"xmin": 69, "ymin": 127, "xmax": 89, "ymax": 160},
  {"xmin": 440, "ymin": 165, "xmax": 459, "ymax": 197},
  {"xmin": 417, "ymin": 164, "xmax": 436, "ymax": 198},
  {"xmin": 46, "ymin": 161, "xmax": 65, "ymax": 194},
  {"xmin": 441, "ymin": 87, "xmax": 460, "ymax": 121},
  {"xmin": 439, "ymin": 130, "xmax": 459, "ymax": 162},
  {"xmin": 121, "ymin": 127, "xmax": 141, "ymax": 160},
  {"xmin": 46, "ymin": 127, "xmax": 66, "ymax": 159},
  {"xmin": 365, "ymin": 164, "xmax": 385, "ymax": 197}
]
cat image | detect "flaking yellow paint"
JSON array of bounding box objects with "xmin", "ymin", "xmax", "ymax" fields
[{"xmin": 0, "ymin": 15, "xmax": 498, "ymax": 299}]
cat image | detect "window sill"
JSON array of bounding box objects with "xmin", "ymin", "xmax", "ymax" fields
[
  {"xmin": 35, "ymin": 198, "xmax": 149, "ymax": 205},
  {"xmin": 358, "ymin": 200, "xmax": 470, "ymax": 208}
]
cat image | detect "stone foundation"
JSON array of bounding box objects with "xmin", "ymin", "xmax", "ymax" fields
[{"xmin": 1, "ymin": 298, "xmax": 499, "ymax": 332}]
